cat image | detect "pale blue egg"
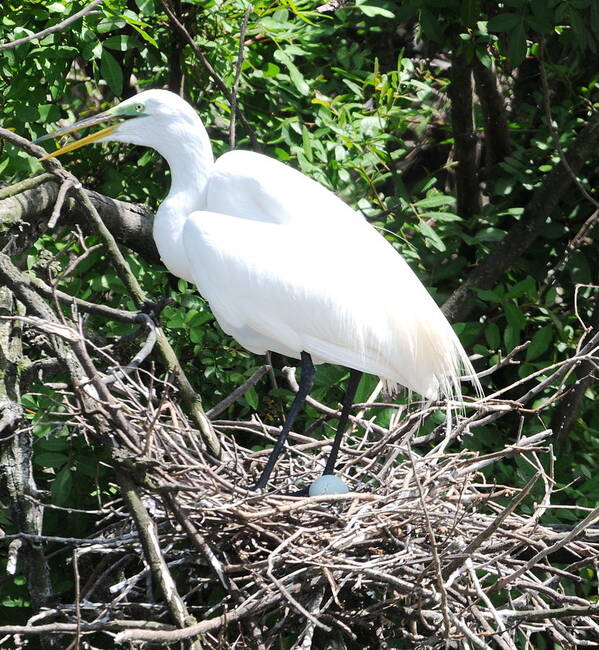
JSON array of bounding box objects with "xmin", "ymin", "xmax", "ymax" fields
[{"xmin": 308, "ymin": 474, "xmax": 349, "ymax": 496}]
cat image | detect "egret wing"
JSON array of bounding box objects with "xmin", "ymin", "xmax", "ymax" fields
[
  {"xmin": 182, "ymin": 211, "xmax": 470, "ymax": 399},
  {"xmin": 207, "ymin": 150, "xmax": 365, "ymax": 227}
]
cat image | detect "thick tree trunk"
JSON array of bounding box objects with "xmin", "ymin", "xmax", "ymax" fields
[
  {"xmin": 472, "ymin": 57, "xmax": 512, "ymax": 168},
  {"xmin": 0, "ymin": 287, "xmax": 55, "ymax": 648},
  {"xmin": 448, "ymin": 51, "xmax": 481, "ymax": 219}
]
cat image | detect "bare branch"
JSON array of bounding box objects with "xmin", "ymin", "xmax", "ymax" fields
[{"xmin": 0, "ymin": 0, "xmax": 105, "ymax": 51}]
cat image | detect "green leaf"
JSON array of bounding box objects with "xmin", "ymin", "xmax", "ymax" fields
[
  {"xmin": 488, "ymin": 13, "xmax": 522, "ymax": 32},
  {"xmin": 244, "ymin": 386, "xmax": 259, "ymax": 410},
  {"xmin": 47, "ymin": 2, "xmax": 66, "ymax": 13},
  {"xmin": 34, "ymin": 452, "xmax": 68, "ymax": 468},
  {"xmin": 474, "ymin": 288, "xmax": 503, "ymax": 303},
  {"xmin": 504, "ymin": 301, "xmax": 526, "ymax": 331},
  {"xmin": 475, "ymin": 227, "xmax": 506, "ymax": 242},
  {"xmin": 419, "ymin": 8, "xmax": 445, "ymax": 42},
  {"xmin": 415, "ymin": 195, "xmax": 455, "ymax": 209},
  {"xmin": 51, "ymin": 466, "xmax": 73, "ymax": 505},
  {"xmin": 128, "ymin": 22, "xmax": 158, "ymax": 48},
  {"xmin": 461, "ymin": 0, "xmax": 479, "ymax": 28},
  {"xmin": 485, "ymin": 322, "xmax": 501, "ymax": 349},
  {"xmin": 504, "ymin": 324, "xmax": 520, "ymax": 351},
  {"xmin": 301, "ymin": 125, "xmax": 313, "ymax": 162},
  {"xmin": 100, "ymin": 48, "xmax": 123, "ymax": 95},
  {"xmin": 135, "ymin": 0, "xmax": 155, "ymax": 14},
  {"xmin": 103, "ymin": 35, "xmax": 138, "ymax": 51},
  {"xmin": 355, "ymin": 0, "xmax": 396, "ymax": 19},
  {"xmin": 355, "ymin": 373, "xmax": 379, "ymax": 403},
  {"xmin": 274, "ymin": 50, "xmax": 309, "ymax": 95},
  {"xmin": 95, "ymin": 15, "xmax": 126, "ymax": 34},
  {"xmin": 418, "ymin": 221, "xmax": 446, "ymax": 251},
  {"xmin": 526, "ymin": 325, "xmax": 553, "ymax": 361},
  {"xmin": 507, "ymin": 21, "xmax": 527, "ymax": 66},
  {"xmin": 506, "ymin": 276, "xmax": 535, "ymax": 299}
]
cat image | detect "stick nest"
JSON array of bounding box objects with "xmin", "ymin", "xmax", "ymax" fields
[{"xmin": 45, "ymin": 357, "xmax": 599, "ymax": 649}]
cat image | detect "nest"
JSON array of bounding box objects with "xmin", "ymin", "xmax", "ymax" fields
[
  {"xmin": 1, "ymin": 309, "xmax": 596, "ymax": 648},
  {"xmin": 17, "ymin": 340, "xmax": 597, "ymax": 650}
]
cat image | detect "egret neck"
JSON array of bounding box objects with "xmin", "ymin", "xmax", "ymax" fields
[{"xmin": 151, "ymin": 119, "xmax": 214, "ymax": 283}]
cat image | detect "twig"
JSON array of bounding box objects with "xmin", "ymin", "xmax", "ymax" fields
[
  {"xmin": 267, "ymin": 534, "xmax": 331, "ymax": 632},
  {"xmin": 161, "ymin": 0, "xmax": 261, "ymax": 151},
  {"xmin": 29, "ymin": 274, "xmax": 141, "ymax": 323},
  {"xmin": 487, "ymin": 505, "xmax": 599, "ymax": 595},
  {"xmin": 442, "ymin": 472, "xmax": 540, "ymax": 579},
  {"xmin": 542, "ymin": 209, "xmax": 599, "ymax": 292},
  {"xmin": 0, "ymin": 173, "xmax": 55, "ymax": 200},
  {"xmin": 117, "ymin": 473, "xmax": 199, "ymax": 644},
  {"xmin": 207, "ymin": 365, "xmax": 270, "ymax": 418},
  {"xmin": 538, "ymin": 42, "xmax": 599, "ymax": 211},
  {"xmin": 408, "ymin": 449, "xmax": 451, "ymax": 638},
  {"xmin": 500, "ymin": 602, "xmax": 599, "ymax": 621},
  {"xmin": 102, "ymin": 314, "xmax": 157, "ymax": 386},
  {"xmin": 0, "ymin": 0, "xmax": 105, "ymax": 51},
  {"xmin": 316, "ymin": 0, "xmax": 349, "ymax": 12},
  {"xmin": 229, "ymin": 5, "xmax": 252, "ymax": 149},
  {"xmin": 115, "ymin": 588, "xmax": 295, "ymax": 643},
  {"xmin": 47, "ymin": 179, "xmax": 73, "ymax": 228}
]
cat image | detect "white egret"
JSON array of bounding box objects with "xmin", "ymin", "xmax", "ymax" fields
[{"xmin": 36, "ymin": 89, "xmax": 481, "ymax": 491}]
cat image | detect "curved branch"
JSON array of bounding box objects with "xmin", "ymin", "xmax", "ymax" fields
[
  {"xmin": 0, "ymin": 179, "xmax": 158, "ymax": 262},
  {"xmin": 443, "ymin": 112, "xmax": 599, "ymax": 322},
  {"xmin": 0, "ymin": 0, "xmax": 105, "ymax": 51}
]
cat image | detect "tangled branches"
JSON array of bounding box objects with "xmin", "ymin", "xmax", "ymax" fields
[{"xmin": 1, "ymin": 297, "xmax": 598, "ymax": 647}]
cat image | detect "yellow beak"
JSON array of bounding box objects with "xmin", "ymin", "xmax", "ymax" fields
[
  {"xmin": 35, "ymin": 106, "xmax": 126, "ymax": 161},
  {"xmin": 38, "ymin": 124, "xmax": 118, "ymax": 161}
]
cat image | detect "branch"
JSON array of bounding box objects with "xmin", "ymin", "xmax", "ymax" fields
[
  {"xmin": 539, "ymin": 44, "xmax": 599, "ymax": 211},
  {"xmin": 0, "ymin": 127, "xmax": 220, "ymax": 457},
  {"xmin": 447, "ymin": 50, "xmax": 481, "ymax": 219},
  {"xmin": 472, "ymin": 57, "xmax": 512, "ymax": 167},
  {"xmin": 500, "ymin": 602, "xmax": 599, "ymax": 622},
  {"xmin": 550, "ymin": 297, "xmax": 599, "ymax": 443},
  {"xmin": 0, "ymin": 0, "xmax": 105, "ymax": 51},
  {"xmin": 115, "ymin": 586, "xmax": 294, "ymax": 643},
  {"xmin": 0, "ymin": 288, "xmax": 55, "ymax": 643},
  {"xmin": 161, "ymin": 0, "xmax": 262, "ymax": 151},
  {"xmin": 117, "ymin": 473, "xmax": 200, "ymax": 646},
  {"xmin": 206, "ymin": 364, "xmax": 270, "ymax": 418},
  {"xmin": 443, "ymin": 112, "xmax": 599, "ymax": 322},
  {"xmin": 487, "ymin": 505, "xmax": 599, "ymax": 596},
  {"xmin": 316, "ymin": 0, "xmax": 349, "ymax": 12},
  {"xmin": 0, "ymin": 178, "xmax": 158, "ymax": 262},
  {"xmin": 229, "ymin": 5, "xmax": 252, "ymax": 149}
]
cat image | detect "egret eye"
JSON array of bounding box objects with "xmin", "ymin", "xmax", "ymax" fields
[{"xmin": 135, "ymin": 103, "xmax": 144, "ymax": 112}]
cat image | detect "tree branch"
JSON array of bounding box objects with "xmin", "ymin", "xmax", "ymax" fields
[
  {"xmin": 550, "ymin": 297, "xmax": 599, "ymax": 444},
  {"xmin": 447, "ymin": 50, "xmax": 481, "ymax": 219},
  {"xmin": 0, "ymin": 288, "xmax": 55, "ymax": 649},
  {"xmin": 0, "ymin": 178, "xmax": 158, "ymax": 261},
  {"xmin": 472, "ymin": 57, "xmax": 512, "ymax": 167},
  {"xmin": 443, "ymin": 112, "xmax": 599, "ymax": 322},
  {"xmin": 0, "ymin": 0, "xmax": 105, "ymax": 51},
  {"xmin": 161, "ymin": 0, "xmax": 262, "ymax": 151}
]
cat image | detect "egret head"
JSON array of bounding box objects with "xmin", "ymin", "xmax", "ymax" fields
[{"xmin": 36, "ymin": 89, "xmax": 202, "ymax": 160}]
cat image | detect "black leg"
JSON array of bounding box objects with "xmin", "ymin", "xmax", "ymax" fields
[
  {"xmin": 323, "ymin": 369, "xmax": 362, "ymax": 475},
  {"xmin": 253, "ymin": 351, "xmax": 315, "ymax": 490}
]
